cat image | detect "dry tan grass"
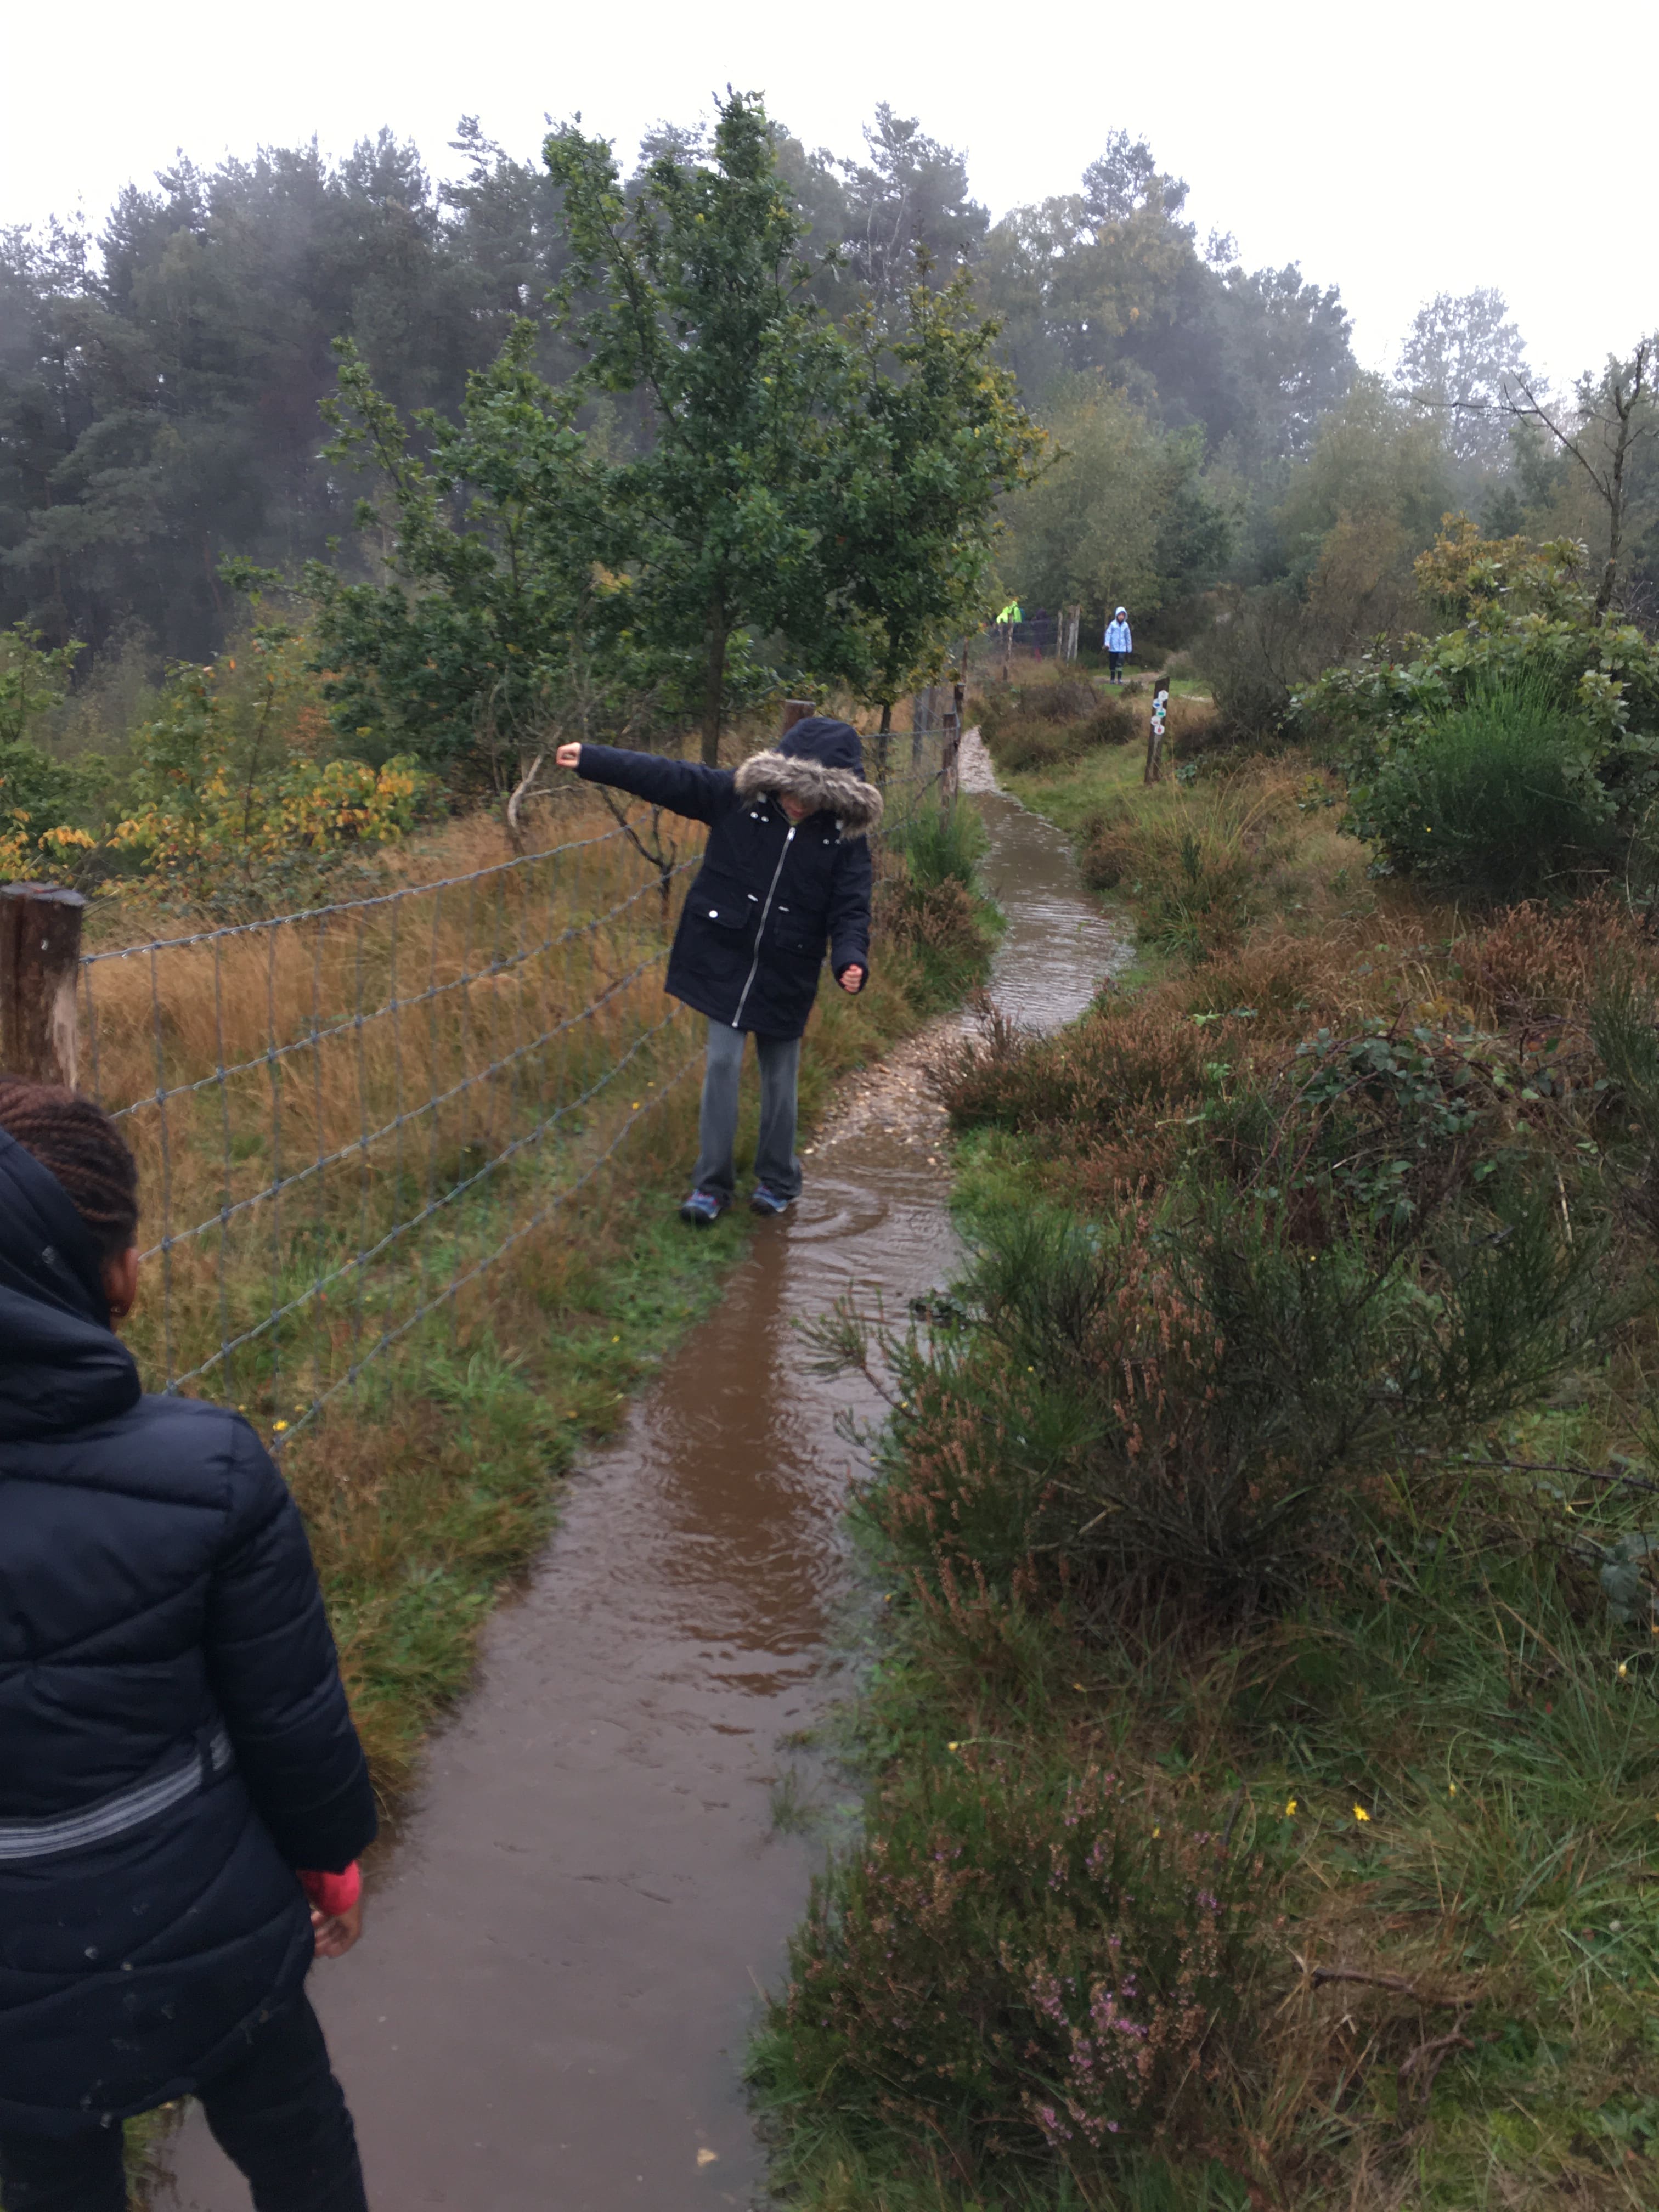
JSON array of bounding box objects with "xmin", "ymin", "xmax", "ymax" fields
[{"xmin": 83, "ymin": 793, "xmax": 706, "ymax": 1427}]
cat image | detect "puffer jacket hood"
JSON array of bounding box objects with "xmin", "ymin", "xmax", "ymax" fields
[
  {"xmin": 0, "ymin": 1127, "xmax": 140, "ymax": 1443},
  {"xmin": 735, "ymin": 718, "xmax": 883, "ymax": 832}
]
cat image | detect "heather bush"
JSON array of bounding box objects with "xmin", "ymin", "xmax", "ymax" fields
[
  {"xmin": 1456, "ymin": 890, "xmax": 1643, "ymax": 1024},
  {"xmin": 886, "ymin": 970, "xmax": 1626, "ymax": 1611},
  {"xmin": 912, "ymin": 1169, "xmax": 1610, "ymax": 1610},
  {"xmin": 1079, "ymin": 777, "xmax": 1300, "ymax": 957},
  {"xmin": 979, "ymin": 681, "xmax": 1140, "ymax": 775},
  {"xmin": 756, "ymin": 1754, "xmax": 1255, "ymax": 2183}
]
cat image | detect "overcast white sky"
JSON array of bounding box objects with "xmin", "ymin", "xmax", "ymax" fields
[{"xmin": 5, "ymin": 0, "xmax": 1650, "ymax": 388}]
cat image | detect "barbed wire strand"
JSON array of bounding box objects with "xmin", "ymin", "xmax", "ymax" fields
[{"xmin": 76, "ymin": 739, "xmax": 950, "ymax": 1443}]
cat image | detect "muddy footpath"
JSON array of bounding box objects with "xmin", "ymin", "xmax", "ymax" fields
[{"xmin": 158, "ymin": 737, "xmax": 1130, "ymax": 2211}]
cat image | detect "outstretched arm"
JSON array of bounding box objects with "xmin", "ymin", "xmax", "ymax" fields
[{"xmin": 557, "ymin": 741, "xmax": 735, "ymax": 826}]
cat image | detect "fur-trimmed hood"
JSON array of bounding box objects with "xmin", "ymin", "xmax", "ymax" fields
[{"xmin": 735, "ymin": 750, "xmax": 884, "ymax": 833}]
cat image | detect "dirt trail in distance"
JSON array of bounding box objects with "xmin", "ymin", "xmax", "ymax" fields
[{"xmin": 156, "ymin": 736, "xmax": 1130, "ymax": 2212}]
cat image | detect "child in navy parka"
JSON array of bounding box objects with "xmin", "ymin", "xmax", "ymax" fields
[
  {"xmin": 0, "ymin": 1079, "xmax": 377, "ymax": 2212},
  {"xmin": 558, "ymin": 716, "xmax": 881, "ymax": 1224}
]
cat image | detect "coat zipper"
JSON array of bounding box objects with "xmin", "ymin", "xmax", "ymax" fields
[{"xmin": 731, "ymin": 822, "xmax": 795, "ymax": 1028}]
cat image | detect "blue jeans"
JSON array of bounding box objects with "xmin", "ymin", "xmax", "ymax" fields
[
  {"xmin": 692, "ymin": 1022, "xmax": 802, "ymax": 1200},
  {"xmin": 0, "ymin": 1995, "xmax": 366, "ymax": 2212}
]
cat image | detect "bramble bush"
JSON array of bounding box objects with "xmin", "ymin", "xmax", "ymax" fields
[{"xmin": 757, "ymin": 1754, "xmax": 1255, "ymax": 2181}]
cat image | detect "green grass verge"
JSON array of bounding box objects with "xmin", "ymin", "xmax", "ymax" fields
[{"xmin": 750, "ymin": 752, "xmax": 1659, "ymax": 2211}]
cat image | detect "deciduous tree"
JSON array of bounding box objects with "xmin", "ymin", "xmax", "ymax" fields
[{"xmin": 546, "ymin": 92, "xmax": 842, "ymax": 764}]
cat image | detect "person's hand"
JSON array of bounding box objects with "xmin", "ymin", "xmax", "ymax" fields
[
  {"xmin": 838, "ymin": 964, "xmax": 866, "ymax": 994},
  {"xmin": 311, "ymin": 1898, "xmax": 363, "ymax": 1960},
  {"xmin": 554, "ymin": 742, "xmax": 582, "ymax": 769}
]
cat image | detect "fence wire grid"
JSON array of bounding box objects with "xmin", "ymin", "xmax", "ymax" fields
[{"xmin": 75, "ymin": 735, "xmax": 955, "ymax": 1447}]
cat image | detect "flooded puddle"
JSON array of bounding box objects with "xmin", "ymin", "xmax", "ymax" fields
[{"xmin": 157, "ymin": 774, "xmax": 1128, "ymax": 2211}]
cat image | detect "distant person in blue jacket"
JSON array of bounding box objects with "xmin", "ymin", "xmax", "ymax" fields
[
  {"xmin": 1104, "ymin": 607, "xmax": 1133, "ymax": 684},
  {"xmin": 0, "ymin": 1080, "xmax": 377, "ymax": 2212},
  {"xmin": 555, "ymin": 716, "xmax": 881, "ymax": 1224}
]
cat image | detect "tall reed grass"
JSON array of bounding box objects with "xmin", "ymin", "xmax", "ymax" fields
[{"xmin": 84, "ymin": 797, "xmax": 703, "ymax": 1438}]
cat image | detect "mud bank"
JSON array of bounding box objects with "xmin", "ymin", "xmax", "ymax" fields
[{"xmin": 158, "ymin": 766, "xmax": 1128, "ymax": 2212}]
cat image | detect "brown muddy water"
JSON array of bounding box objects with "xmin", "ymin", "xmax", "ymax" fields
[{"xmin": 157, "ymin": 778, "xmax": 1128, "ymax": 2212}]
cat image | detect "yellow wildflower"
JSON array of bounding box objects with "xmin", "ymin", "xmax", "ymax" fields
[
  {"xmin": 1353, "ymin": 1805, "xmax": 1370, "ymax": 1823},
  {"xmin": 1284, "ymin": 1798, "xmax": 1297, "ymax": 1817}
]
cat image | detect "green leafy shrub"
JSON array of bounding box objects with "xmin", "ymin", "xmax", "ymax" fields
[
  {"xmin": 1297, "ymin": 529, "xmax": 1659, "ymax": 899},
  {"xmin": 1350, "ymin": 676, "xmax": 1618, "ymax": 899},
  {"xmin": 757, "ymin": 1754, "xmax": 1254, "ymax": 2180}
]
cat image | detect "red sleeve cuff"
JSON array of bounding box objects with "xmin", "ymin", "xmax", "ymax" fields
[{"xmin": 298, "ymin": 1862, "xmax": 362, "ymax": 1916}]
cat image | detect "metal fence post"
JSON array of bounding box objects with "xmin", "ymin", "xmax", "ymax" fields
[{"xmin": 0, "ymin": 883, "xmax": 86, "ymax": 1088}]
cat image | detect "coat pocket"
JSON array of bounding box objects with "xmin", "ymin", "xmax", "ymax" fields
[{"xmin": 695, "ymin": 889, "xmax": 760, "ymax": 931}]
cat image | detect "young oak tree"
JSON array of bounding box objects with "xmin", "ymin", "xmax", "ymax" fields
[
  {"xmin": 304, "ymin": 319, "xmax": 625, "ymax": 797},
  {"xmin": 546, "ymin": 92, "xmax": 844, "ymax": 765},
  {"xmin": 304, "ymin": 96, "xmax": 1039, "ymax": 788}
]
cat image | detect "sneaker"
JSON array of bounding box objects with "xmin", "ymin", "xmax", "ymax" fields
[
  {"xmin": 679, "ymin": 1188, "xmax": 730, "ymax": 1227},
  {"xmin": 749, "ymin": 1186, "xmax": 795, "ymax": 1218}
]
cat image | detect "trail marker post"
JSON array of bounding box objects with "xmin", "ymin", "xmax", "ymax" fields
[{"xmin": 0, "ymin": 883, "xmax": 86, "ymax": 1088}]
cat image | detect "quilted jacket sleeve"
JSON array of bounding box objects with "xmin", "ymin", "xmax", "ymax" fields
[
  {"xmin": 574, "ymin": 743, "xmax": 735, "ymax": 825},
  {"xmin": 827, "ymin": 834, "xmax": 874, "ymax": 983},
  {"xmin": 205, "ymin": 1420, "xmax": 378, "ymax": 1872}
]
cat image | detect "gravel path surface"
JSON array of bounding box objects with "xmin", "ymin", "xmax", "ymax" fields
[{"xmin": 806, "ymin": 728, "xmax": 997, "ymax": 1159}]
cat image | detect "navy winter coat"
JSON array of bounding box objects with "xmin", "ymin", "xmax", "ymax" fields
[
  {"xmin": 0, "ymin": 1128, "xmax": 376, "ymax": 2134},
  {"xmin": 575, "ymin": 719, "xmax": 881, "ymax": 1041}
]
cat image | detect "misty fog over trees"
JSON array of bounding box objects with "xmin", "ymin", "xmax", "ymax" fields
[{"xmin": 2, "ymin": 101, "xmax": 1655, "ymax": 687}]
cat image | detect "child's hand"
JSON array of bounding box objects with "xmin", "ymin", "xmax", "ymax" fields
[
  {"xmin": 555, "ymin": 742, "xmax": 583, "ymax": 769},
  {"xmin": 311, "ymin": 1898, "xmax": 363, "ymax": 1960},
  {"xmin": 838, "ymin": 964, "xmax": 866, "ymax": 994}
]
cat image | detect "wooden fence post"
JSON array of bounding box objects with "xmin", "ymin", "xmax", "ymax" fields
[
  {"xmin": 779, "ymin": 698, "xmax": 815, "ymax": 740},
  {"xmin": 0, "ymin": 883, "xmax": 86, "ymax": 1089}
]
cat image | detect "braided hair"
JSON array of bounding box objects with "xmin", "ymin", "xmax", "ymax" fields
[{"xmin": 0, "ymin": 1078, "xmax": 139, "ymax": 1259}]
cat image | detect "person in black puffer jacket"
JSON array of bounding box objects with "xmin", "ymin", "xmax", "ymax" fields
[
  {"xmin": 560, "ymin": 715, "xmax": 881, "ymax": 1224},
  {"xmin": 0, "ymin": 1077, "xmax": 378, "ymax": 2212}
]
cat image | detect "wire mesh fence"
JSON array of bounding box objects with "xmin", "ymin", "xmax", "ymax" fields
[{"xmin": 69, "ymin": 732, "xmax": 955, "ymax": 1446}]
